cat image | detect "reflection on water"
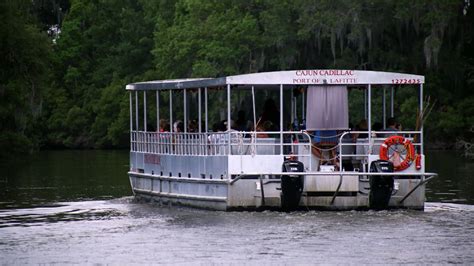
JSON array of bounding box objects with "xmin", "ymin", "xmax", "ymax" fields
[
  {"xmin": 426, "ymin": 150, "xmax": 474, "ymax": 204},
  {"xmin": 0, "ymin": 150, "xmax": 473, "ymax": 264},
  {"xmin": 0, "ymin": 150, "xmax": 131, "ymax": 209}
]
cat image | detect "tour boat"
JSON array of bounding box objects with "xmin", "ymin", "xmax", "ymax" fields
[{"xmin": 126, "ymin": 70, "xmax": 437, "ymax": 210}]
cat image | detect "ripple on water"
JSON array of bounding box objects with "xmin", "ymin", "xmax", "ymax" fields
[{"xmin": 0, "ymin": 200, "xmax": 473, "ymax": 264}]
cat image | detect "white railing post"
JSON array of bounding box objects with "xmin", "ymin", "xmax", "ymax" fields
[
  {"xmin": 143, "ymin": 91, "xmax": 147, "ymax": 132},
  {"xmin": 280, "ymin": 84, "xmax": 283, "ymax": 155},
  {"xmin": 420, "ymin": 83, "xmax": 424, "ymax": 155}
]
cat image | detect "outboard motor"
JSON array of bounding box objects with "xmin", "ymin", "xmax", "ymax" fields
[
  {"xmin": 281, "ymin": 160, "xmax": 304, "ymax": 211},
  {"xmin": 369, "ymin": 160, "xmax": 394, "ymax": 210}
]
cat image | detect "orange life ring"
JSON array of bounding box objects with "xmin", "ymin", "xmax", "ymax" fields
[{"xmin": 379, "ymin": 136, "xmax": 415, "ymax": 171}]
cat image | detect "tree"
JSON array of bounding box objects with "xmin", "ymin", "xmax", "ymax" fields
[{"xmin": 0, "ymin": 0, "xmax": 52, "ymax": 156}]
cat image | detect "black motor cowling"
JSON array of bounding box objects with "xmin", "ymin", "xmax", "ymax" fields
[
  {"xmin": 281, "ymin": 160, "xmax": 304, "ymax": 211},
  {"xmin": 369, "ymin": 160, "xmax": 394, "ymax": 210}
]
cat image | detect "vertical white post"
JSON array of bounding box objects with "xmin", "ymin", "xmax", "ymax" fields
[
  {"xmin": 129, "ymin": 92, "xmax": 133, "ymax": 131},
  {"xmin": 390, "ymin": 87, "xmax": 394, "ymax": 117},
  {"xmin": 291, "ymin": 90, "xmax": 294, "ymax": 125},
  {"xmin": 280, "ymin": 84, "xmax": 283, "ymax": 154},
  {"xmin": 198, "ymin": 88, "xmax": 202, "ymax": 133},
  {"xmin": 368, "ymin": 84, "xmax": 372, "ymax": 147},
  {"xmin": 156, "ymin": 91, "xmax": 160, "ymax": 131},
  {"xmin": 383, "ymin": 87, "xmax": 386, "ymax": 128},
  {"xmin": 184, "ymin": 89, "xmax": 187, "ymax": 133},
  {"xmin": 420, "ymin": 84, "xmax": 424, "ymax": 155},
  {"xmin": 252, "ymin": 86, "xmax": 256, "ymax": 130},
  {"xmin": 169, "ymin": 90, "xmax": 173, "ymax": 132},
  {"xmin": 143, "ymin": 91, "xmax": 147, "ymax": 153},
  {"xmin": 252, "ymin": 85, "xmax": 257, "ymax": 155},
  {"xmin": 143, "ymin": 91, "xmax": 147, "ymax": 132},
  {"xmin": 129, "ymin": 92, "xmax": 133, "ymax": 153},
  {"xmin": 135, "ymin": 91, "xmax": 139, "ymax": 131},
  {"xmin": 364, "ymin": 88, "xmax": 368, "ymax": 120},
  {"xmin": 205, "ymin": 87, "xmax": 208, "ymax": 132},
  {"xmin": 227, "ymin": 84, "xmax": 231, "ymax": 131},
  {"xmin": 198, "ymin": 88, "xmax": 202, "ymax": 155},
  {"xmin": 135, "ymin": 91, "xmax": 139, "ymax": 153},
  {"xmin": 302, "ymin": 89, "xmax": 305, "ymax": 122}
]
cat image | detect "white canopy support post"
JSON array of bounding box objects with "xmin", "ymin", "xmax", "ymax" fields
[
  {"xmin": 302, "ymin": 88, "xmax": 305, "ymax": 122},
  {"xmin": 135, "ymin": 91, "xmax": 139, "ymax": 154},
  {"xmin": 129, "ymin": 92, "xmax": 133, "ymax": 152},
  {"xmin": 390, "ymin": 86, "xmax": 394, "ymax": 117},
  {"xmin": 280, "ymin": 84, "xmax": 283, "ymax": 154},
  {"xmin": 420, "ymin": 84, "xmax": 424, "ymax": 155},
  {"xmin": 364, "ymin": 88, "xmax": 368, "ymax": 120},
  {"xmin": 143, "ymin": 91, "xmax": 147, "ymax": 132},
  {"xmin": 227, "ymin": 84, "xmax": 231, "ymax": 131},
  {"xmin": 184, "ymin": 89, "xmax": 187, "ymax": 133},
  {"xmin": 169, "ymin": 90, "xmax": 173, "ymax": 132},
  {"xmin": 291, "ymin": 89, "xmax": 294, "ymax": 126},
  {"xmin": 129, "ymin": 93, "xmax": 133, "ymax": 132},
  {"xmin": 252, "ymin": 86, "xmax": 256, "ymax": 131},
  {"xmin": 198, "ymin": 88, "xmax": 202, "ymax": 133},
  {"xmin": 156, "ymin": 91, "xmax": 160, "ymax": 131},
  {"xmin": 368, "ymin": 84, "xmax": 372, "ymax": 148},
  {"xmin": 135, "ymin": 91, "xmax": 139, "ymax": 131},
  {"xmin": 205, "ymin": 87, "xmax": 208, "ymax": 132},
  {"xmin": 383, "ymin": 87, "xmax": 386, "ymax": 128}
]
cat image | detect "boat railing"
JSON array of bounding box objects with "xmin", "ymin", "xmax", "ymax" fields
[
  {"xmin": 130, "ymin": 130, "xmax": 313, "ymax": 157},
  {"xmin": 338, "ymin": 130, "xmax": 422, "ymax": 171}
]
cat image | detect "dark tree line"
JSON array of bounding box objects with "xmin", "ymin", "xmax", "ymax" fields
[{"xmin": 1, "ymin": 0, "xmax": 473, "ymax": 157}]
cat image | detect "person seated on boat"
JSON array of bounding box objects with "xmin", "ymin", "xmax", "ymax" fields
[
  {"xmin": 255, "ymin": 121, "xmax": 273, "ymax": 138},
  {"xmin": 383, "ymin": 117, "xmax": 400, "ymax": 137},
  {"xmin": 234, "ymin": 110, "xmax": 250, "ymax": 131},
  {"xmin": 187, "ymin": 119, "xmax": 198, "ymax": 133},
  {"xmin": 207, "ymin": 120, "xmax": 228, "ymax": 154},
  {"xmin": 372, "ymin": 122, "xmax": 383, "ymax": 137},
  {"xmin": 159, "ymin": 119, "xmax": 170, "ymax": 132},
  {"xmin": 208, "ymin": 120, "xmax": 226, "ymax": 139},
  {"xmin": 258, "ymin": 98, "xmax": 280, "ymax": 131},
  {"xmin": 310, "ymin": 130, "xmax": 339, "ymax": 169},
  {"xmin": 352, "ymin": 119, "xmax": 368, "ymax": 141},
  {"xmin": 173, "ymin": 120, "xmax": 184, "ymax": 132}
]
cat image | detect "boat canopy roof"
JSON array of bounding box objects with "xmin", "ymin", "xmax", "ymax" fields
[{"xmin": 126, "ymin": 70, "xmax": 424, "ymax": 91}]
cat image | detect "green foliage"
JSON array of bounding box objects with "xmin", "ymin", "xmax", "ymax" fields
[
  {"xmin": 0, "ymin": 0, "xmax": 52, "ymax": 157},
  {"xmin": 1, "ymin": 0, "xmax": 473, "ymax": 153},
  {"xmin": 153, "ymin": 0, "xmax": 262, "ymax": 78}
]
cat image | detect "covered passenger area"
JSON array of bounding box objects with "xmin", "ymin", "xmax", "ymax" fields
[{"xmin": 126, "ymin": 70, "xmax": 427, "ymax": 176}]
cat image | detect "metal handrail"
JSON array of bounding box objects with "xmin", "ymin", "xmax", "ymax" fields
[
  {"xmin": 338, "ymin": 130, "xmax": 422, "ymax": 173},
  {"xmin": 130, "ymin": 130, "xmax": 313, "ymax": 158}
]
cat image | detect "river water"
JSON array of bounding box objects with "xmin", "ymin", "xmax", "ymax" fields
[{"xmin": 1, "ymin": 150, "xmax": 473, "ymax": 264}]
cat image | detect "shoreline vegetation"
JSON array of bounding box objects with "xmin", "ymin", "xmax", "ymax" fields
[{"xmin": 1, "ymin": 0, "xmax": 473, "ymax": 158}]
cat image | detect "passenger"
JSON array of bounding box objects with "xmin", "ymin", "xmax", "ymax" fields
[
  {"xmin": 235, "ymin": 110, "xmax": 249, "ymax": 131},
  {"xmin": 259, "ymin": 98, "xmax": 279, "ymax": 131},
  {"xmin": 173, "ymin": 120, "xmax": 184, "ymax": 132},
  {"xmin": 352, "ymin": 119, "xmax": 368, "ymax": 141},
  {"xmin": 256, "ymin": 121, "xmax": 272, "ymax": 138},
  {"xmin": 372, "ymin": 122, "xmax": 383, "ymax": 137},
  {"xmin": 385, "ymin": 117, "xmax": 399, "ymax": 131},
  {"xmin": 383, "ymin": 117, "xmax": 400, "ymax": 136},
  {"xmin": 159, "ymin": 119, "xmax": 170, "ymax": 132},
  {"xmin": 208, "ymin": 120, "xmax": 227, "ymax": 155},
  {"xmin": 187, "ymin": 120, "xmax": 198, "ymax": 133},
  {"xmin": 223, "ymin": 119, "xmax": 238, "ymax": 132}
]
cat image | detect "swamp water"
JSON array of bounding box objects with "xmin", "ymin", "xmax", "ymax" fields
[{"xmin": 0, "ymin": 150, "xmax": 473, "ymax": 264}]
